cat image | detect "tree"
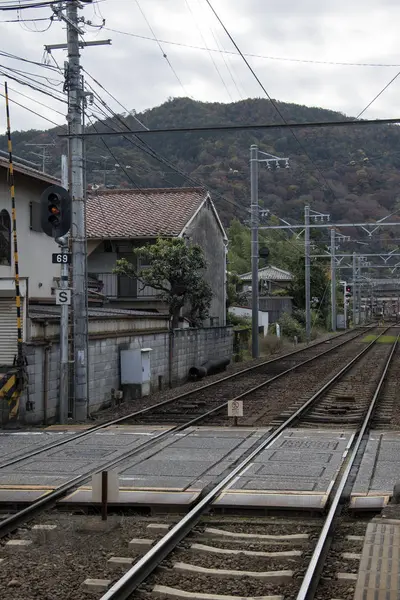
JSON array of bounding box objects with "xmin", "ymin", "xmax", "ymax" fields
[{"xmin": 114, "ymin": 237, "xmax": 212, "ymax": 328}]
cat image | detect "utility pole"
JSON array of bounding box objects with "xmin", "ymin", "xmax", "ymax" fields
[
  {"xmin": 44, "ymin": 2, "xmax": 110, "ymax": 421},
  {"xmin": 330, "ymin": 228, "xmax": 336, "ymax": 331},
  {"xmin": 66, "ymin": 0, "xmax": 87, "ymax": 420},
  {"xmin": 58, "ymin": 154, "xmax": 69, "ymax": 424},
  {"xmin": 250, "ymin": 144, "xmax": 259, "ymax": 359},
  {"xmin": 352, "ymin": 252, "xmax": 357, "ymax": 326},
  {"xmin": 93, "ymin": 156, "xmax": 116, "ymax": 187},
  {"xmin": 342, "ymin": 281, "xmax": 347, "ymax": 329},
  {"xmin": 357, "ymin": 258, "xmax": 362, "ymax": 324},
  {"xmin": 304, "ymin": 205, "xmax": 311, "ymax": 342},
  {"xmin": 25, "ymin": 143, "xmax": 55, "ymax": 173}
]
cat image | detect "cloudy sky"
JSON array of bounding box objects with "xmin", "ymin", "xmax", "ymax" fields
[{"xmin": 0, "ymin": 0, "xmax": 400, "ymax": 133}]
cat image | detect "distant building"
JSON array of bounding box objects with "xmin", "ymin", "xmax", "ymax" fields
[
  {"xmin": 239, "ymin": 265, "xmax": 293, "ymax": 294},
  {"xmin": 238, "ymin": 265, "xmax": 293, "ymax": 324},
  {"xmin": 86, "ymin": 187, "xmax": 228, "ymax": 326}
]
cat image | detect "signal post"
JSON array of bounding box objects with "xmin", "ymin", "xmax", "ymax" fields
[{"xmin": 40, "ymin": 184, "xmax": 71, "ymax": 423}]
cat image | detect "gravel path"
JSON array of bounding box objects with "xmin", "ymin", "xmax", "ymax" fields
[{"xmin": 0, "ymin": 513, "xmax": 180, "ymax": 600}]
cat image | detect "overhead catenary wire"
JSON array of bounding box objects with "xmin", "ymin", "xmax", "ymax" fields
[
  {"xmin": 197, "ymin": 0, "xmax": 243, "ymax": 99},
  {"xmin": 135, "ymin": 0, "xmax": 190, "ymax": 97},
  {"xmin": 184, "ymin": 0, "xmax": 233, "ymax": 102},
  {"xmin": 204, "ymin": 0, "xmax": 344, "ymax": 202},
  {"xmin": 356, "ymin": 70, "xmax": 400, "ymax": 119},
  {"xmin": 59, "ymin": 116, "xmax": 400, "ymax": 137},
  {"xmin": 0, "ymin": 90, "xmax": 65, "ymax": 127},
  {"xmin": 80, "ymin": 73, "xmax": 248, "ymax": 217},
  {"xmin": 103, "ymin": 26, "xmax": 400, "ymax": 69}
]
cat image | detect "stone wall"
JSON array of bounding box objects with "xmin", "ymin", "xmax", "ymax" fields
[{"xmin": 17, "ymin": 326, "xmax": 233, "ymax": 425}]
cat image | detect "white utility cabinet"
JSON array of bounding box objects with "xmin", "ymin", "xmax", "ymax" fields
[{"xmin": 120, "ymin": 347, "xmax": 152, "ymax": 397}]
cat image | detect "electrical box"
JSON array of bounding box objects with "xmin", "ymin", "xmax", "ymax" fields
[{"xmin": 120, "ymin": 348, "xmax": 152, "ymax": 397}]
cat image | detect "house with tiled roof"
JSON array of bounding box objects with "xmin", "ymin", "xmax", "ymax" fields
[
  {"xmin": 86, "ymin": 187, "xmax": 228, "ymax": 326},
  {"xmin": 239, "ymin": 265, "xmax": 293, "ymax": 293}
]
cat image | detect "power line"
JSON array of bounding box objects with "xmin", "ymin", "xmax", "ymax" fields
[
  {"xmin": 0, "ymin": 15, "xmax": 49, "ymax": 22},
  {"xmin": 81, "ymin": 67, "xmax": 148, "ymax": 130},
  {"xmin": 184, "ymin": 0, "xmax": 232, "ymax": 102},
  {"xmin": 0, "ymin": 89, "xmax": 64, "ymax": 127},
  {"xmin": 135, "ymin": 0, "xmax": 189, "ymax": 97},
  {"xmin": 80, "ymin": 73, "xmax": 248, "ymax": 216},
  {"xmin": 357, "ymin": 70, "xmax": 400, "ymax": 119},
  {"xmin": 86, "ymin": 113, "xmax": 142, "ymax": 191},
  {"xmin": 59, "ymin": 116, "xmax": 400, "ymax": 137},
  {"xmin": 2, "ymin": 83, "xmax": 65, "ymax": 116},
  {"xmin": 0, "ymin": 1, "xmax": 56, "ymax": 11},
  {"xmin": 103, "ymin": 26, "xmax": 400, "ymax": 69},
  {"xmin": 197, "ymin": 0, "xmax": 243, "ymax": 99},
  {"xmin": 203, "ymin": 0, "xmax": 342, "ymax": 201}
]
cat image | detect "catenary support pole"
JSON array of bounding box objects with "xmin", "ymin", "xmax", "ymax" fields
[
  {"xmin": 66, "ymin": 1, "xmax": 87, "ymax": 420},
  {"xmin": 330, "ymin": 228, "xmax": 336, "ymax": 331},
  {"xmin": 305, "ymin": 205, "xmax": 311, "ymax": 342},
  {"xmin": 352, "ymin": 252, "xmax": 357, "ymax": 326},
  {"xmin": 343, "ymin": 282, "xmax": 347, "ymax": 329},
  {"xmin": 58, "ymin": 155, "xmax": 69, "ymax": 424},
  {"xmin": 250, "ymin": 144, "xmax": 259, "ymax": 358},
  {"xmin": 357, "ymin": 258, "xmax": 362, "ymax": 324}
]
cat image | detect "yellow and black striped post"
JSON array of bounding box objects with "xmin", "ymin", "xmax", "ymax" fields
[{"xmin": 4, "ymin": 82, "xmax": 24, "ymax": 420}]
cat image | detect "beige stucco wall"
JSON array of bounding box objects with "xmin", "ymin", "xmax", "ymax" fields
[{"xmin": 0, "ymin": 169, "xmax": 60, "ymax": 299}]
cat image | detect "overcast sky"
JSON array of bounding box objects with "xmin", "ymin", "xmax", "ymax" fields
[{"xmin": 0, "ymin": 0, "xmax": 400, "ymax": 134}]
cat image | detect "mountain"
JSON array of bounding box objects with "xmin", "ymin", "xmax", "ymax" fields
[{"xmin": 4, "ymin": 97, "xmax": 400, "ymax": 238}]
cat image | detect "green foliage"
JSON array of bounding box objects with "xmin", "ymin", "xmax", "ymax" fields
[
  {"xmin": 277, "ymin": 312, "xmax": 306, "ymax": 342},
  {"xmin": 114, "ymin": 238, "xmax": 212, "ymax": 328},
  {"xmin": 227, "ymin": 312, "xmax": 251, "ymax": 327},
  {"xmin": 287, "ymin": 255, "xmax": 330, "ymax": 319},
  {"xmin": 8, "ymin": 96, "xmax": 400, "ymax": 247},
  {"xmin": 226, "ymin": 271, "xmax": 246, "ymax": 309}
]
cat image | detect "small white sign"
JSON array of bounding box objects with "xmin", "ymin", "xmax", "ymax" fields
[
  {"xmin": 56, "ymin": 289, "xmax": 71, "ymax": 305},
  {"xmin": 91, "ymin": 470, "xmax": 119, "ymax": 503},
  {"xmin": 228, "ymin": 400, "xmax": 243, "ymax": 417}
]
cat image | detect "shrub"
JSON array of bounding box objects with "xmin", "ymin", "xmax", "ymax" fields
[
  {"xmin": 259, "ymin": 334, "xmax": 283, "ymax": 355},
  {"xmin": 277, "ymin": 312, "xmax": 306, "ymax": 342},
  {"xmin": 228, "ymin": 312, "xmax": 251, "ymax": 327}
]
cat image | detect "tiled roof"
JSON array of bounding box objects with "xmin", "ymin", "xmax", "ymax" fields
[
  {"xmin": 240, "ymin": 265, "xmax": 293, "ymax": 282},
  {"xmin": 0, "ymin": 156, "xmax": 59, "ymax": 185},
  {"xmin": 86, "ymin": 187, "xmax": 208, "ymax": 239},
  {"xmin": 29, "ymin": 305, "xmax": 166, "ymax": 320}
]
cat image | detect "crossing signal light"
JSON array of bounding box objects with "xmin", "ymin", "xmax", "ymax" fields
[
  {"xmin": 40, "ymin": 185, "xmax": 71, "ymax": 238},
  {"xmin": 345, "ymin": 285, "xmax": 353, "ymax": 297}
]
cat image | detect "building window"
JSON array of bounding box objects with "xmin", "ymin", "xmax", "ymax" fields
[{"xmin": 0, "ymin": 209, "xmax": 11, "ymax": 266}]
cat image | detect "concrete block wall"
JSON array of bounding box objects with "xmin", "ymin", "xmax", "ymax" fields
[{"xmin": 19, "ymin": 326, "xmax": 233, "ymax": 425}]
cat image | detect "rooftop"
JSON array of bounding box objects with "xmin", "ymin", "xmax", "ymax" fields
[
  {"xmin": 86, "ymin": 187, "xmax": 208, "ymax": 239},
  {"xmin": 0, "ymin": 156, "xmax": 59, "ymax": 186},
  {"xmin": 29, "ymin": 305, "xmax": 166, "ymax": 321},
  {"xmin": 240, "ymin": 265, "xmax": 293, "ymax": 282}
]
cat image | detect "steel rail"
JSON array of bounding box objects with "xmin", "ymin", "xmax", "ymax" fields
[
  {"xmin": 0, "ymin": 326, "xmax": 371, "ymax": 473},
  {"xmin": 99, "ymin": 328, "xmax": 391, "ymax": 600},
  {"xmin": 296, "ymin": 332, "xmax": 400, "ymax": 600},
  {"xmin": 0, "ymin": 327, "xmax": 377, "ymax": 538}
]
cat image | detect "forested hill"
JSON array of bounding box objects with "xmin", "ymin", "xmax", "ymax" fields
[{"xmin": 4, "ymin": 97, "xmax": 400, "ymax": 228}]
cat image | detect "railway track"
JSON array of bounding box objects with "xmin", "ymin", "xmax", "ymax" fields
[
  {"xmin": 0, "ymin": 327, "xmax": 376, "ymax": 542},
  {"xmin": 97, "ymin": 329, "xmax": 399, "ymax": 600}
]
